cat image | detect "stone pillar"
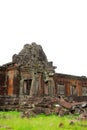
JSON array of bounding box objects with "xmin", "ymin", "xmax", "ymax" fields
[
  {"xmin": 44, "ymin": 82, "xmax": 49, "ymax": 96},
  {"xmin": 77, "ymin": 81, "xmax": 82, "ymax": 96},
  {"xmin": 48, "ymin": 77, "xmax": 55, "ymax": 96},
  {"xmin": 30, "ymin": 72, "xmax": 39, "ymax": 96},
  {"xmin": 19, "ymin": 79, "xmax": 24, "ymax": 95},
  {"xmin": 7, "ymin": 70, "xmax": 14, "ymax": 95},
  {"xmin": 37, "ymin": 73, "xmax": 43, "ymax": 96},
  {"xmin": 65, "ymin": 81, "xmax": 70, "ymax": 96}
]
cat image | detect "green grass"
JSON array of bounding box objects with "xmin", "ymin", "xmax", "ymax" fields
[{"xmin": 0, "ymin": 111, "xmax": 87, "ymax": 130}]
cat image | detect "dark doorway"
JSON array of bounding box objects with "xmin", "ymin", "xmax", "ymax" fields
[{"xmin": 23, "ymin": 79, "xmax": 32, "ymax": 95}]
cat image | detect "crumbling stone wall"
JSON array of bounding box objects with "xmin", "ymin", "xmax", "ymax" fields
[
  {"xmin": 13, "ymin": 68, "xmax": 20, "ymax": 95},
  {"xmin": 12, "ymin": 43, "xmax": 48, "ymax": 67},
  {"xmin": 54, "ymin": 73, "xmax": 87, "ymax": 97},
  {"xmin": 0, "ymin": 42, "xmax": 87, "ymax": 99},
  {"xmin": 12, "ymin": 42, "xmax": 56, "ymax": 97},
  {"xmin": 0, "ymin": 67, "xmax": 7, "ymax": 95}
]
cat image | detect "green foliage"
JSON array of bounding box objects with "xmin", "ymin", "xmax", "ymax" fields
[{"xmin": 0, "ymin": 111, "xmax": 87, "ymax": 130}]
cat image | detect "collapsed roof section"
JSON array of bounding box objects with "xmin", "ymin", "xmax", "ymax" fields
[{"xmin": 12, "ymin": 42, "xmax": 56, "ymax": 73}]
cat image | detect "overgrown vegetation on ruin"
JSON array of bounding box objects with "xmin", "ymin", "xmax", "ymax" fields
[{"xmin": 0, "ymin": 111, "xmax": 87, "ymax": 130}]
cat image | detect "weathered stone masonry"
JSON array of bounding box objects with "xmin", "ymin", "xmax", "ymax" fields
[
  {"xmin": 0, "ymin": 43, "xmax": 56, "ymax": 97},
  {"xmin": 0, "ymin": 42, "xmax": 87, "ymax": 99}
]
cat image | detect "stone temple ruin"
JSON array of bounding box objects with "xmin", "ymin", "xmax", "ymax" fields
[
  {"xmin": 0, "ymin": 42, "xmax": 56, "ymax": 96},
  {"xmin": 0, "ymin": 42, "xmax": 87, "ymax": 115}
]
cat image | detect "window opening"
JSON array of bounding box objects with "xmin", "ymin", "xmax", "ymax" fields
[{"xmin": 23, "ymin": 79, "xmax": 32, "ymax": 95}]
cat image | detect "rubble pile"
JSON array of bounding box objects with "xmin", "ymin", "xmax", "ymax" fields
[
  {"xmin": 20, "ymin": 96, "xmax": 87, "ymax": 118},
  {"xmin": 0, "ymin": 96, "xmax": 87, "ymax": 118}
]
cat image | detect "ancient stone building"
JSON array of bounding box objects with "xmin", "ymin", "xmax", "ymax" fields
[
  {"xmin": 54, "ymin": 73, "xmax": 87, "ymax": 97},
  {"xmin": 0, "ymin": 42, "xmax": 87, "ymax": 97},
  {"xmin": 0, "ymin": 43, "xmax": 56, "ymax": 96}
]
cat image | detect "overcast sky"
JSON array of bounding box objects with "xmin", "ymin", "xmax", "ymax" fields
[{"xmin": 0, "ymin": 0, "xmax": 87, "ymax": 76}]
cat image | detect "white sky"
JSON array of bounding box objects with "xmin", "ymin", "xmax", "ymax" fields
[{"xmin": 0, "ymin": 0, "xmax": 87, "ymax": 76}]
